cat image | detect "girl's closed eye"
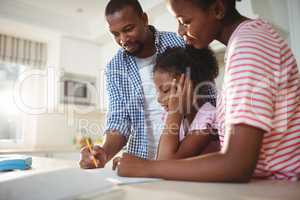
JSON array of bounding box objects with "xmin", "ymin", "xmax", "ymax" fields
[{"xmin": 161, "ymin": 87, "xmax": 170, "ymax": 94}]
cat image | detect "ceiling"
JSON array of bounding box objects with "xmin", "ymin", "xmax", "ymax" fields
[
  {"xmin": 0, "ymin": 0, "xmax": 262, "ymax": 51},
  {"xmin": 0, "ymin": 0, "xmax": 166, "ymax": 44}
]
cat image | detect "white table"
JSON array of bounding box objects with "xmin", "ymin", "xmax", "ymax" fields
[{"xmin": 1, "ymin": 156, "xmax": 299, "ymax": 200}]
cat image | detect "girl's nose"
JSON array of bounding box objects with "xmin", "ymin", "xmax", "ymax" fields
[{"xmin": 157, "ymin": 93, "xmax": 165, "ymax": 105}]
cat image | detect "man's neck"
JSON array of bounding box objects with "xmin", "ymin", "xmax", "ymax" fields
[{"xmin": 136, "ymin": 26, "xmax": 156, "ymax": 58}]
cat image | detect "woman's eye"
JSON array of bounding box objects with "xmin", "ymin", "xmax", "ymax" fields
[
  {"xmin": 178, "ymin": 18, "xmax": 190, "ymax": 27},
  {"xmin": 182, "ymin": 21, "xmax": 190, "ymax": 26}
]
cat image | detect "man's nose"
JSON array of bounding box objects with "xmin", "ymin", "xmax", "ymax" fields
[{"xmin": 120, "ymin": 33, "xmax": 129, "ymax": 45}]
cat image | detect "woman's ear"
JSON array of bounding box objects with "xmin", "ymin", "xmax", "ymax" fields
[{"xmin": 213, "ymin": 0, "xmax": 226, "ymax": 20}]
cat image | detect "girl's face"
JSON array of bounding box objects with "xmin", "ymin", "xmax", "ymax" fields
[
  {"xmin": 167, "ymin": 0, "xmax": 223, "ymax": 49},
  {"xmin": 154, "ymin": 70, "xmax": 195, "ymax": 114},
  {"xmin": 153, "ymin": 70, "xmax": 175, "ymax": 112}
]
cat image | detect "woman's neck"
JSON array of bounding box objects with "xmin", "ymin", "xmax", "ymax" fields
[{"xmin": 217, "ymin": 13, "xmax": 249, "ymax": 45}]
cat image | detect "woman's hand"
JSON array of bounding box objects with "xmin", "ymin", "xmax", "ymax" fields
[{"xmin": 112, "ymin": 153, "xmax": 149, "ymax": 177}]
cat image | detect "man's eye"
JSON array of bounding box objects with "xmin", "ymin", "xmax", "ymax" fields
[
  {"xmin": 124, "ymin": 26, "xmax": 134, "ymax": 32},
  {"xmin": 112, "ymin": 32, "xmax": 119, "ymax": 37}
]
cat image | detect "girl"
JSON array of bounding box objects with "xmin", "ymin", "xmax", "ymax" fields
[
  {"xmin": 113, "ymin": 0, "xmax": 300, "ymax": 182},
  {"xmin": 153, "ymin": 47, "xmax": 219, "ymax": 160}
]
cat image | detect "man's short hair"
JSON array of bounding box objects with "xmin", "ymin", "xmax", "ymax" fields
[{"xmin": 105, "ymin": 0, "xmax": 144, "ymax": 16}]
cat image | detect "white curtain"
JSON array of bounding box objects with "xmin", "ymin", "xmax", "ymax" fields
[{"xmin": 0, "ymin": 33, "xmax": 47, "ymax": 68}]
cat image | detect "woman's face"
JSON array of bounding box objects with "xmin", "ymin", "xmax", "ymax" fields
[{"xmin": 167, "ymin": 0, "xmax": 222, "ymax": 49}]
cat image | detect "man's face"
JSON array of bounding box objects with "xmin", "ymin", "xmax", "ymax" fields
[{"xmin": 106, "ymin": 6, "xmax": 148, "ymax": 56}]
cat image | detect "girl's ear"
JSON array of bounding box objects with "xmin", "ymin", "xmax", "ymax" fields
[{"xmin": 212, "ymin": 0, "xmax": 226, "ymax": 20}]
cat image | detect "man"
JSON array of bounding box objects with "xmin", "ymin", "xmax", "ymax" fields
[{"xmin": 79, "ymin": 0, "xmax": 214, "ymax": 169}]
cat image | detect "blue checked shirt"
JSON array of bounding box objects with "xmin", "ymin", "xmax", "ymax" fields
[{"xmin": 105, "ymin": 26, "xmax": 185, "ymax": 159}]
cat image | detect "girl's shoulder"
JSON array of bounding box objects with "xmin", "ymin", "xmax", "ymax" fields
[
  {"xmin": 197, "ymin": 102, "xmax": 216, "ymax": 113},
  {"xmin": 190, "ymin": 102, "xmax": 216, "ymax": 131}
]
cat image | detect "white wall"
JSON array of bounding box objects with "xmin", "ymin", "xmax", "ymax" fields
[
  {"xmin": 152, "ymin": 11, "xmax": 178, "ymax": 33},
  {"xmin": 251, "ymin": 0, "xmax": 290, "ymax": 39},
  {"xmin": 287, "ymin": 0, "xmax": 300, "ymax": 65},
  {"xmin": 60, "ymin": 37, "xmax": 103, "ymax": 76},
  {"xmin": 251, "ymin": 0, "xmax": 299, "ymax": 66}
]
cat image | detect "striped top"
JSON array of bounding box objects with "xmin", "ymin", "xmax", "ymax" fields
[{"xmin": 217, "ymin": 19, "xmax": 300, "ymax": 181}]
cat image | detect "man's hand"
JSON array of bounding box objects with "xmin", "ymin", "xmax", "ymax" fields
[
  {"xmin": 112, "ymin": 153, "xmax": 149, "ymax": 177},
  {"xmin": 79, "ymin": 145, "xmax": 108, "ymax": 169}
]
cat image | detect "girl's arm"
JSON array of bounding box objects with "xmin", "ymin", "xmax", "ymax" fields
[
  {"xmin": 116, "ymin": 124, "xmax": 264, "ymax": 182},
  {"xmin": 157, "ymin": 126, "xmax": 213, "ymax": 160},
  {"xmin": 156, "ymin": 112, "xmax": 182, "ymax": 160}
]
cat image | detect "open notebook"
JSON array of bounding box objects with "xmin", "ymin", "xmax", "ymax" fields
[
  {"xmin": 86, "ymin": 166, "xmax": 160, "ymax": 185},
  {"xmin": 0, "ymin": 165, "xmax": 160, "ymax": 200}
]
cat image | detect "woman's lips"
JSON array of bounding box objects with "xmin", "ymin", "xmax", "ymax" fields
[{"xmin": 185, "ymin": 39, "xmax": 193, "ymax": 46}]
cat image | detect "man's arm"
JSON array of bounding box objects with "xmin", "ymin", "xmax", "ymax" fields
[
  {"xmin": 80, "ymin": 60, "xmax": 131, "ymax": 169},
  {"xmin": 102, "ymin": 60, "xmax": 131, "ymax": 161},
  {"xmin": 101, "ymin": 130, "xmax": 127, "ymax": 161}
]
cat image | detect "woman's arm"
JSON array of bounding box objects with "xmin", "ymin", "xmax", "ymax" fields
[{"xmin": 116, "ymin": 124, "xmax": 264, "ymax": 182}]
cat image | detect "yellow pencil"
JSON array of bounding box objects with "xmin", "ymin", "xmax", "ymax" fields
[{"xmin": 85, "ymin": 138, "xmax": 98, "ymax": 168}]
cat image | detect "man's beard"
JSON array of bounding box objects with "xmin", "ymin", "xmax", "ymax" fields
[{"xmin": 124, "ymin": 42, "xmax": 144, "ymax": 56}]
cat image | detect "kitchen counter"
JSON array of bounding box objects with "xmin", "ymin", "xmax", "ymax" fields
[
  {"xmin": 0, "ymin": 156, "xmax": 299, "ymax": 200},
  {"xmin": 0, "ymin": 147, "xmax": 79, "ymax": 154}
]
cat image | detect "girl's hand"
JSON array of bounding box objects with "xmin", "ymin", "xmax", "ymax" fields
[
  {"xmin": 112, "ymin": 153, "xmax": 149, "ymax": 177},
  {"xmin": 168, "ymin": 74, "xmax": 194, "ymax": 115}
]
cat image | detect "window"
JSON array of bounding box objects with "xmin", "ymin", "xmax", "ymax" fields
[
  {"xmin": 0, "ymin": 63, "xmax": 25, "ymax": 143},
  {"xmin": 0, "ymin": 33, "xmax": 47, "ymax": 146}
]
